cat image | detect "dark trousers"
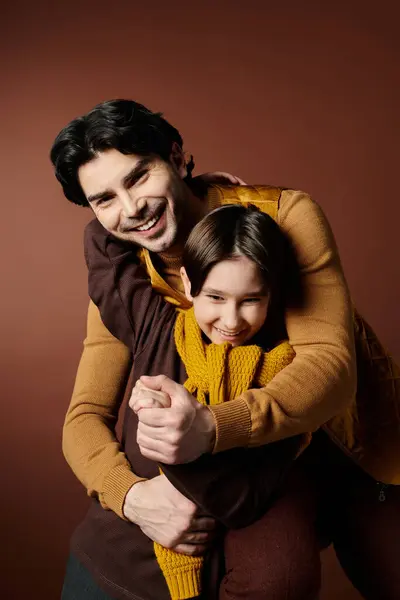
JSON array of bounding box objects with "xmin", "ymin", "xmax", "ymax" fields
[
  {"xmin": 62, "ymin": 432, "xmax": 400, "ymax": 600},
  {"xmin": 219, "ymin": 461, "xmax": 321, "ymax": 600},
  {"xmin": 311, "ymin": 430, "xmax": 400, "ymax": 600},
  {"xmin": 218, "ymin": 430, "xmax": 400, "ymax": 600},
  {"xmin": 61, "ymin": 554, "xmax": 114, "ymax": 600}
]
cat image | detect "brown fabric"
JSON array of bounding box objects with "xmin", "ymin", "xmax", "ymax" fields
[
  {"xmin": 305, "ymin": 430, "xmax": 400, "ymax": 600},
  {"xmin": 62, "ymin": 184, "xmax": 357, "ymax": 519},
  {"xmin": 347, "ymin": 309, "xmax": 400, "ymax": 483},
  {"xmin": 219, "ymin": 462, "xmax": 321, "ymax": 600},
  {"xmin": 71, "ymin": 229, "xmax": 303, "ymax": 600}
]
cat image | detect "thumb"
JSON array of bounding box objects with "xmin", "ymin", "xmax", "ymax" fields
[{"xmin": 140, "ymin": 375, "xmax": 179, "ymax": 396}]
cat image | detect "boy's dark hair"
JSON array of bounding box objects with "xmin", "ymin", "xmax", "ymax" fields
[
  {"xmin": 183, "ymin": 203, "xmax": 301, "ymax": 310},
  {"xmin": 50, "ymin": 99, "xmax": 194, "ymax": 207}
]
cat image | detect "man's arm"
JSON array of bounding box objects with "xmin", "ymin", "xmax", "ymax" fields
[
  {"xmin": 64, "ymin": 301, "xmax": 215, "ymax": 554},
  {"xmin": 62, "ymin": 300, "xmax": 144, "ymax": 518},
  {"xmin": 209, "ymin": 189, "xmax": 357, "ymax": 451}
]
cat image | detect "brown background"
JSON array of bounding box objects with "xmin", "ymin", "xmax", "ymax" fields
[{"xmin": 2, "ymin": 0, "xmax": 399, "ymax": 598}]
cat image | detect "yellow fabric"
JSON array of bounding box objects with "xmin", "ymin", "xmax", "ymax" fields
[
  {"xmin": 154, "ymin": 307, "xmax": 297, "ymax": 599},
  {"xmin": 63, "ymin": 185, "xmax": 361, "ymax": 525},
  {"xmin": 139, "ymin": 188, "xmax": 356, "ymax": 462},
  {"xmin": 138, "ymin": 248, "xmax": 191, "ymax": 308}
]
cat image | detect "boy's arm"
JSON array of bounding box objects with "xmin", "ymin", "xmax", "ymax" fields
[
  {"xmin": 209, "ymin": 190, "xmax": 357, "ymax": 451},
  {"xmin": 161, "ymin": 435, "xmax": 304, "ymax": 529}
]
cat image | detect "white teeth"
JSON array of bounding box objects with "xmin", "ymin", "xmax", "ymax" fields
[
  {"xmin": 136, "ymin": 213, "xmax": 161, "ymax": 232},
  {"xmin": 216, "ymin": 327, "xmax": 242, "ymax": 336}
]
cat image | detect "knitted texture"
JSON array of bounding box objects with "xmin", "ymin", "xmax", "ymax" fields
[{"xmin": 153, "ymin": 307, "xmax": 296, "ymax": 599}]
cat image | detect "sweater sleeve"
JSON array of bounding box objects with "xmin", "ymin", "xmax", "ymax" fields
[
  {"xmin": 209, "ymin": 189, "xmax": 357, "ymax": 451},
  {"xmin": 62, "ymin": 299, "xmax": 146, "ymax": 519}
]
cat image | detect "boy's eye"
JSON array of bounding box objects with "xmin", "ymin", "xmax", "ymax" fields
[
  {"xmin": 207, "ymin": 294, "xmax": 223, "ymax": 301},
  {"xmin": 243, "ymin": 298, "xmax": 261, "ymax": 304}
]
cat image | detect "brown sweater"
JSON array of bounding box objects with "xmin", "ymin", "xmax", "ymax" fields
[{"xmin": 63, "ymin": 186, "xmax": 357, "ymax": 518}]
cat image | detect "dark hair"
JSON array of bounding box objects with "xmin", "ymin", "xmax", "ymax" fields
[
  {"xmin": 183, "ymin": 204, "xmax": 290, "ymax": 302},
  {"xmin": 50, "ymin": 99, "xmax": 194, "ymax": 207}
]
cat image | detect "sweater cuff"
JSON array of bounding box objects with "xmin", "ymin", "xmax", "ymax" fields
[
  {"xmin": 208, "ymin": 398, "xmax": 252, "ymax": 453},
  {"xmin": 163, "ymin": 565, "xmax": 202, "ymax": 599},
  {"xmin": 102, "ymin": 464, "xmax": 147, "ymax": 519}
]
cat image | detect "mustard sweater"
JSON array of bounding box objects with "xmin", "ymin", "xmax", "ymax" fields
[{"xmin": 63, "ymin": 187, "xmax": 357, "ymax": 518}]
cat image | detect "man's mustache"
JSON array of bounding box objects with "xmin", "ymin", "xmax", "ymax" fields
[{"xmin": 119, "ymin": 203, "xmax": 165, "ymax": 232}]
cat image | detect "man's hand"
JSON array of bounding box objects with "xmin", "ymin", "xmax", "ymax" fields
[
  {"xmin": 129, "ymin": 375, "xmax": 216, "ymax": 464},
  {"xmin": 123, "ymin": 475, "xmax": 217, "ymax": 555},
  {"xmin": 195, "ymin": 171, "xmax": 247, "ymax": 186}
]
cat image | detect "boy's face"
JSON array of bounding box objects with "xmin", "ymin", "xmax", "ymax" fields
[
  {"xmin": 78, "ymin": 147, "xmax": 190, "ymax": 254},
  {"xmin": 181, "ymin": 256, "xmax": 270, "ymax": 347}
]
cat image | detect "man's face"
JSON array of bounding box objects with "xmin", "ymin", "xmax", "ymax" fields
[{"xmin": 78, "ymin": 148, "xmax": 190, "ymax": 253}]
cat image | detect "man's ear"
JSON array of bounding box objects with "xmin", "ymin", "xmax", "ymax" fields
[
  {"xmin": 170, "ymin": 142, "xmax": 188, "ymax": 178},
  {"xmin": 180, "ymin": 267, "xmax": 193, "ymax": 302}
]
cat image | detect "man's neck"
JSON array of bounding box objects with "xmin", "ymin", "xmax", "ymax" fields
[{"xmin": 158, "ymin": 181, "xmax": 211, "ymax": 262}]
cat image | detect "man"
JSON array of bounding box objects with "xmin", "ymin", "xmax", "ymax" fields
[{"xmin": 51, "ymin": 99, "xmax": 358, "ymax": 599}]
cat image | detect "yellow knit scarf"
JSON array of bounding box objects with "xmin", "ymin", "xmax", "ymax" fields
[{"xmin": 154, "ymin": 307, "xmax": 296, "ymax": 599}]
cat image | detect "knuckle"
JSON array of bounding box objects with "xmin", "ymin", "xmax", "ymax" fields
[
  {"xmin": 180, "ymin": 516, "xmax": 192, "ymax": 532},
  {"xmin": 175, "ymin": 415, "xmax": 185, "ymax": 430},
  {"xmin": 186, "ymin": 502, "xmax": 197, "ymax": 518},
  {"xmin": 168, "ymin": 431, "xmax": 180, "ymax": 445}
]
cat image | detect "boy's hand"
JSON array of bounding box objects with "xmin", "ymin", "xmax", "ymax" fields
[{"xmin": 130, "ymin": 375, "xmax": 216, "ymax": 464}]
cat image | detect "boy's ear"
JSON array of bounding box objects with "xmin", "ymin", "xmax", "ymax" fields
[{"xmin": 180, "ymin": 267, "xmax": 193, "ymax": 302}]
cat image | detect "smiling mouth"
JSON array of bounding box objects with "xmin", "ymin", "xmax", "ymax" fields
[
  {"xmin": 134, "ymin": 206, "xmax": 165, "ymax": 232},
  {"xmin": 215, "ymin": 327, "xmax": 245, "ymax": 337}
]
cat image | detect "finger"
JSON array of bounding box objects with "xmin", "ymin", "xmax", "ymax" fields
[
  {"xmin": 139, "ymin": 447, "xmax": 174, "ymax": 464},
  {"xmin": 182, "ymin": 530, "xmax": 217, "ymax": 544},
  {"xmin": 140, "ymin": 375, "xmax": 179, "ymax": 397},
  {"xmin": 137, "ymin": 407, "xmax": 173, "ymax": 426},
  {"xmin": 137, "ymin": 423, "xmax": 169, "ymax": 443},
  {"xmin": 189, "ymin": 517, "xmax": 218, "ymax": 532},
  {"xmin": 137, "ymin": 384, "xmax": 171, "ymax": 406},
  {"xmin": 137, "ymin": 421, "xmax": 170, "ymax": 440},
  {"xmin": 132, "ymin": 390, "xmax": 171, "ymax": 411},
  {"xmin": 133, "ymin": 397, "xmax": 165, "ymax": 411},
  {"xmin": 172, "ymin": 543, "xmax": 209, "ymax": 557}
]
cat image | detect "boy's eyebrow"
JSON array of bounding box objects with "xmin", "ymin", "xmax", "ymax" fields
[
  {"xmin": 87, "ymin": 158, "xmax": 152, "ymax": 203},
  {"xmin": 202, "ymin": 287, "xmax": 267, "ymax": 296}
]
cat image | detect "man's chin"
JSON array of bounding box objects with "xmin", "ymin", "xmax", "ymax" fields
[{"xmin": 133, "ymin": 232, "xmax": 177, "ymax": 254}]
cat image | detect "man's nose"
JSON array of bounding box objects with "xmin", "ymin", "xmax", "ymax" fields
[{"xmin": 119, "ymin": 190, "xmax": 140, "ymax": 219}]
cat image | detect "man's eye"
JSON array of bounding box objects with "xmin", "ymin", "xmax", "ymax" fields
[
  {"xmin": 244, "ymin": 298, "xmax": 261, "ymax": 304},
  {"xmin": 96, "ymin": 197, "xmax": 113, "ymax": 206},
  {"xmin": 207, "ymin": 294, "xmax": 223, "ymax": 301},
  {"xmin": 127, "ymin": 171, "xmax": 148, "ymax": 188}
]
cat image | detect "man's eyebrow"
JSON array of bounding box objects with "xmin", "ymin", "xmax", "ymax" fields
[
  {"xmin": 87, "ymin": 190, "xmax": 113, "ymax": 204},
  {"xmin": 87, "ymin": 158, "xmax": 152, "ymax": 204},
  {"xmin": 122, "ymin": 158, "xmax": 152, "ymax": 186}
]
